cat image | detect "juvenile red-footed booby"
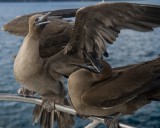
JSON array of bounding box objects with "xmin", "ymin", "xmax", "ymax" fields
[
  {"xmin": 14, "ymin": 13, "xmax": 74, "ymax": 128},
  {"xmin": 68, "ymin": 58, "xmax": 160, "ymax": 128}
]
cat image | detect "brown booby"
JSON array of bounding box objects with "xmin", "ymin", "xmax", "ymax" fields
[
  {"xmin": 4, "ymin": 2, "xmax": 160, "ymax": 128},
  {"xmin": 14, "ymin": 13, "xmax": 74, "ymax": 128},
  {"xmin": 68, "ymin": 58, "xmax": 160, "ymax": 128}
]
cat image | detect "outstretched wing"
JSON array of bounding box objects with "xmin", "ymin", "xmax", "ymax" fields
[
  {"xmin": 81, "ymin": 57, "xmax": 160, "ymax": 108},
  {"xmin": 2, "ymin": 8, "xmax": 77, "ymax": 36},
  {"xmin": 39, "ymin": 19, "xmax": 74, "ymax": 58},
  {"xmin": 3, "ymin": 9, "xmax": 77, "ymax": 58},
  {"xmin": 65, "ymin": 2, "xmax": 160, "ymax": 58}
]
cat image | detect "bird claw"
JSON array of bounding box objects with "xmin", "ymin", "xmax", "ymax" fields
[
  {"xmin": 17, "ymin": 87, "xmax": 36, "ymax": 97},
  {"xmin": 104, "ymin": 119, "xmax": 120, "ymax": 128},
  {"xmin": 77, "ymin": 114, "xmax": 88, "ymax": 120},
  {"xmin": 42, "ymin": 99, "xmax": 55, "ymax": 112},
  {"xmin": 104, "ymin": 113, "xmax": 121, "ymax": 128}
]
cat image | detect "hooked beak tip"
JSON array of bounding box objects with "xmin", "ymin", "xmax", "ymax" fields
[
  {"xmin": 35, "ymin": 12, "xmax": 51, "ymax": 27},
  {"xmin": 71, "ymin": 63, "xmax": 101, "ymax": 74},
  {"xmin": 39, "ymin": 12, "xmax": 51, "ymax": 21},
  {"xmin": 35, "ymin": 21, "xmax": 51, "ymax": 27}
]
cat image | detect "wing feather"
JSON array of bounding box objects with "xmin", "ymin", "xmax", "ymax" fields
[{"xmin": 66, "ymin": 2, "xmax": 160, "ymax": 58}]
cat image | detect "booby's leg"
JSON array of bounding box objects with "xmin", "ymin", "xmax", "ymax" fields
[
  {"xmin": 17, "ymin": 87, "xmax": 36, "ymax": 97},
  {"xmin": 104, "ymin": 113, "xmax": 122, "ymax": 128},
  {"xmin": 42, "ymin": 99, "xmax": 55, "ymax": 112},
  {"xmin": 33, "ymin": 100, "xmax": 55, "ymax": 128}
]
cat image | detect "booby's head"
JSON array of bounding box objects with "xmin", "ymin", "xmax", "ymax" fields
[
  {"xmin": 95, "ymin": 60, "xmax": 112, "ymax": 80},
  {"xmin": 28, "ymin": 12, "xmax": 51, "ymax": 33},
  {"xmin": 72, "ymin": 60, "xmax": 112, "ymax": 81}
]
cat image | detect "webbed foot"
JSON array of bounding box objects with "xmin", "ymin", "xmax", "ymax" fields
[
  {"xmin": 42, "ymin": 99, "xmax": 55, "ymax": 112},
  {"xmin": 18, "ymin": 87, "xmax": 36, "ymax": 97},
  {"xmin": 104, "ymin": 113, "xmax": 121, "ymax": 128}
]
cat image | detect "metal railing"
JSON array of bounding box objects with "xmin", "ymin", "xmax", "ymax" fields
[{"xmin": 0, "ymin": 94, "xmax": 136, "ymax": 128}]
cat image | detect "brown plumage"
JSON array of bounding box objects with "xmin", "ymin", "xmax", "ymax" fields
[
  {"xmin": 39, "ymin": 20, "xmax": 73, "ymax": 58},
  {"xmin": 65, "ymin": 3, "xmax": 160, "ymax": 58},
  {"xmin": 68, "ymin": 58, "xmax": 160, "ymax": 127}
]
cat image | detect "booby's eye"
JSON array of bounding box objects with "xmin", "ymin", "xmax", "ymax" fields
[{"xmin": 35, "ymin": 17, "xmax": 39, "ymax": 22}]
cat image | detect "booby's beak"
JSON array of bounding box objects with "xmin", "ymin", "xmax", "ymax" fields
[
  {"xmin": 35, "ymin": 12, "xmax": 51, "ymax": 27},
  {"xmin": 82, "ymin": 50, "xmax": 103, "ymax": 73},
  {"xmin": 71, "ymin": 50, "xmax": 103, "ymax": 74},
  {"xmin": 71, "ymin": 63, "xmax": 101, "ymax": 74}
]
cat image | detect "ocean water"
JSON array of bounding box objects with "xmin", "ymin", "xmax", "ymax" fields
[{"xmin": 0, "ymin": 0, "xmax": 160, "ymax": 128}]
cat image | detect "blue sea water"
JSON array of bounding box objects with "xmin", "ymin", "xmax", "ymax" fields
[{"xmin": 0, "ymin": 0, "xmax": 160, "ymax": 128}]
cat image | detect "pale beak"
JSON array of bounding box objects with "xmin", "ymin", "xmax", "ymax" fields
[
  {"xmin": 35, "ymin": 12, "xmax": 51, "ymax": 27},
  {"xmin": 71, "ymin": 50, "xmax": 103, "ymax": 74},
  {"xmin": 82, "ymin": 49, "xmax": 103, "ymax": 73},
  {"xmin": 71, "ymin": 63, "xmax": 101, "ymax": 74}
]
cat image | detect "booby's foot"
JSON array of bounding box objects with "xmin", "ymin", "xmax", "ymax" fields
[
  {"xmin": 42, "ymin": 99, "xmax": 55, "ymax": 112},
  {"xmin": 104, "ymin": 113, "xmax": 121, "ymax": 128},
  {"xmin": 77, "ymin": 114, "xmax": 88, "ymax": 120},
  {"xmin": 105, "ymin": 119, "xmax": 120, "ymax": 128},
  {"xmin": 17, "ymin": 87, "xmax": 36, "ymax": 97}
]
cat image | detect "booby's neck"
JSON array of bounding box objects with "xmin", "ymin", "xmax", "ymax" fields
[
  {"xmin": 29, "ymin": 25, "xmax": 42, "ymax": 36},
  {"xmin": 19, "ymin": 32, "xmax": 42, "ymax": 62},
  {"xmin": 14, "ymin": 31, "xmax": 43, "ymax": 81}
]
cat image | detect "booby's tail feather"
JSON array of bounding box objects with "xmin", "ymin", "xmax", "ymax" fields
[
  {"xmin": 32, "ymin": 103, "xmax": 74, "ymax": 128},
  {"xmin": 56, "ymin": 111, "xmax": 74, "ymax": 128},
  {"xmin": 33, "ymin": 104, "xmax": 43, "ymax": 125},
  {"xmin": 33, "ymin": 105, "xmax": 54, "ymax": 128}
]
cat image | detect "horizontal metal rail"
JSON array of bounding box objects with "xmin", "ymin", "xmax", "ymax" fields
[{"xmin": 0, "ymin": 94, "xmax": 136, "ymax": 128}]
